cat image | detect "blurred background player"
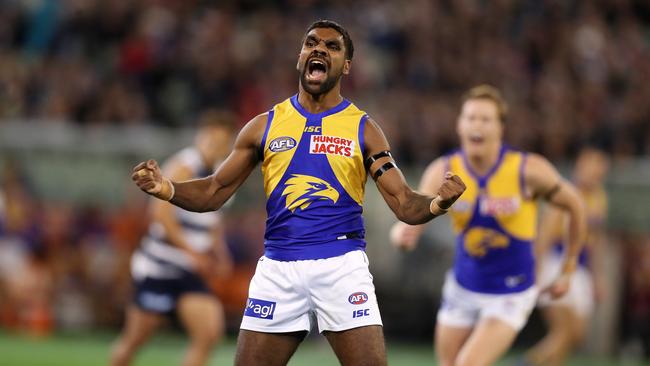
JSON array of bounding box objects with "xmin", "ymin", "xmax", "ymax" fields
[
  {"xmin": 111, "ymin": 110, "xmax": 235, "ymax": 366},
  {"xmin": 525, "ymin": 147, "xmax": 610, "ymax": 366},
  {"xmin": 390, "ymin": 85, "xmax": 587, "ymax": 366}
]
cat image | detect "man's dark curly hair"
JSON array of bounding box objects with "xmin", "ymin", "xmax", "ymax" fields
[{"xmin": 305, "ymin": 20, "xmax": 354, "ymax": 61}]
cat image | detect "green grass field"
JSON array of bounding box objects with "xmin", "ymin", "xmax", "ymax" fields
[{"xmin": 1, "ymin": 331, "xmax": 647, "ymax": 366}]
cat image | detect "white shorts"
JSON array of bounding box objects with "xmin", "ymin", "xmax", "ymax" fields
[
  {"xmin": 240, "ymin": 250, "xmax": 382, "ymax": 333},
  {"xmin": 537, "ymin": 253, "xmax": 594, "ymax": 318},
  {"xmin": 437, "ymin": 272, "xmax": 538, "ymax": 331}
]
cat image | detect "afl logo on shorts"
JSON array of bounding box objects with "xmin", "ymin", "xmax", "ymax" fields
[
  {"xmin": 269, "ymin": 136, "xmax": 297, "ymax": 152},
  {"xmin": 348, "ymin": 292, "xmax": 368, "ymax": 305}
]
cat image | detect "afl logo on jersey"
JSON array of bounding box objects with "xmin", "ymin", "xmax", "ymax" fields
[
  {"xmin": 268, "ymin": 136, "xmax": 297, "ymax": 152},
  {"xmin": 348, "ymin": 292, "xmax": 369, "ymax": 305}
]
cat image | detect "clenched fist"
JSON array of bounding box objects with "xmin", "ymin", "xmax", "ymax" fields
[
  {"xmin": 430, "ymin": 172, "xmax": 466, "ymax": 214},
  {"xmin": 131, "ymin": 159, "xmax": 175, "ymax": 201}
]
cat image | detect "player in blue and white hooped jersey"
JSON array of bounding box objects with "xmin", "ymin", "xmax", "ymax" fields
[
  {"xmin": 391, "ymin": 85, "xmax": 587, "ymax": 366},
  {"xmin": 131, "ymin": 20, "xmax": 466, "ymax": 366},
  {"xmin": 526, "ymin": 147, "xmax": 610, "ymax": 366},
  {"xmin": 111, "ymin": 111, "xmax": 235, "ymax": 366}
]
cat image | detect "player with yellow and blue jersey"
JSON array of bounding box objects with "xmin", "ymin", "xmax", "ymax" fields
[
  {"xmin": 527, "ymin": 147, "xmax": 610, "ymax": 366},
  {"xmin": 391, "ymin": 85, "xmax": 587, "ymax": 366},
  {"xmin": 130, "ymin": 20, "xmax": 466, "ymax": 366}
]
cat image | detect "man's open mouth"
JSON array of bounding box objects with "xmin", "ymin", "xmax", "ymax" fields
[{"xmin": 306, "ymin": 58, "xmax": 328, "ymax": 82}]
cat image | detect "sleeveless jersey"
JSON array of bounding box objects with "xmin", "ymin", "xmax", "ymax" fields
[
  {"xmin": 551, "ymin": 186, "xmax": 607, "ymax": 267},
  {"xmin": 447, "ymin": 146, "xmax": 538, "ymax": 294},
  {"xmin": 260, "ymin": 94, "xmax": 368, "ymax": 261},
  {"xmin": 141, "ymin": 147, "xmax": 222, "ymax": 272}
]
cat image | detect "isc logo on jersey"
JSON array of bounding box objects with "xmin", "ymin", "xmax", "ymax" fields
[
  {"xmin": 269, "ymin": 136, "xmax": 297, "ymax": 152},
  {"xmin": 310, "ymin": 135, "xmax": 355, "ymax": 157}
]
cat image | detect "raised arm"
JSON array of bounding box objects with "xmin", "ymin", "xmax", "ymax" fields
[
  {"xmin": 525, "ymin": 153, "xmax": 587, "ymax": 298},
  {"xmin": 390, "ymin": 157, "xmax": 447, "ymax": 250},
  {"xmin": 132, "ymin": 113, "xmax": 267, "ymax": 212},
  {"xmin": 363, "ymin": 117, "xmax": 465, "ymax": 225}
]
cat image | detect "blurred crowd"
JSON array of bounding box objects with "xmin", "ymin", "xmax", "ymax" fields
[
  {"xmin": 1, "ymin": 0, "xmax": 650, "ymax": 360},
  {"xmin": 0, "ymin": 158, "xmax": 266, "ymax": 336},
  {"xmin": 0, "ymin": 0, "xmax": 649, "ymax": 163},
  {"xmin": 0, "ymin": 159, "xmax": 147, "ymax": 334}
]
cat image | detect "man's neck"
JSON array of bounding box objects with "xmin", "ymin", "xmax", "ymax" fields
[
  {"xmin": 297, "ymin": 86, "xmax": 343, "ymax": 114},
  {"xmin": 466, "ymin": 143, "xmax": 502, "ymax": 176}
]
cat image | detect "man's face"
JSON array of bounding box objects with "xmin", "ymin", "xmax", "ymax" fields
[
  {"xmin": 574, "ymin": 149, "xmax": 609, "ymax": 189},
  {"xmin": 297, "ymin": 27, "xmax": 350, "ymax": 96},
  {"xmin": 457, "ymin": 99, "xmax": 503, "ymax": 156}
]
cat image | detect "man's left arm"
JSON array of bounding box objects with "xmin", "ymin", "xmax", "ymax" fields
[
  {"xmin": 525, "ymin": 154, "xmax": 587, "ymax": 298},
  {"xmin": 362, "ymin": 117, "xmax": 465, "ymax": 225}
]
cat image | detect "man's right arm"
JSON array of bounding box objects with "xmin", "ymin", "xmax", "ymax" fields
[{"xmin": 132, "ymin": 113, "xmax": 267, "ymax": 212}]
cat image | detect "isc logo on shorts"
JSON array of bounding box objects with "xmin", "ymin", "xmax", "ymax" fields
[
  {"xmin": 352, "ymin": 309, "xmax": 370, "ymax": 318},
  {"xmin": 244, "ymin": 298, "xmax": 276, "ymax": 319},
  {"xmin": 348, "ymin": 292, "xmax": 368, "ymax": 305}
]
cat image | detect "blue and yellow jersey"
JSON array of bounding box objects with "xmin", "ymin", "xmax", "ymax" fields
[
  {"xmin": 447, "ymin": 146, "xmax": 538, "ymax": 294},
  {"xmin": 259, "ymin": 95, "xmax": 368, "ymax": 261},
  {"xmin": 551, "ymin": 186, "xmax": 607, "ymax": 267}
]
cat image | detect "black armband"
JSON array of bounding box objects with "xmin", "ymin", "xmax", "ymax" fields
[
  {"xmin": 364, "ymin": 150, "xmax": 393, "ymax": 170},
  {"xmin": 372, "ymin": 162, "xmax": 396, "ymax": 180}
]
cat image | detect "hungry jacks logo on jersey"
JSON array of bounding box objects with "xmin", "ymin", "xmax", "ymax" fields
[
  {"xmin": 479, "ymin": 196, "xmax": 520, "ymax": 216},
  {"xmin": 281, "ymin": 174, "xmax": 339, "ymax": 212},
  {"xmin": 309, "ymin": 135, "xmax": 355, "ymax": 157}
]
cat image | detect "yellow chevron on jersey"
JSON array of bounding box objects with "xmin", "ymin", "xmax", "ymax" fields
[
  {"xmin": 448, "ymin": 148, "xmax": 538, "ymax": 242},
  {"xmin": 321, "ymin": 104, "xmax": 367, "ymax": 205},
  {"xmin": 261, "ymin": 98, "xmax": 306, "ymax": 197}
]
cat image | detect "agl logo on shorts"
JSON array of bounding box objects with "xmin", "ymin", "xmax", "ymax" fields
[
  {"xmin": 244, "ymin": 298, "xmax": 276, "ymax": 319},
  {"xmin": 348, "ymin": 292, "xmax": 368, "ymax": 305}
]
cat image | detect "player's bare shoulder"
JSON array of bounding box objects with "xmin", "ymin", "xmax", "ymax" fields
[
  {"xmin": 236, "ymin": 112, "xmax": 271, "ymax": 151},
  {"xmin": 523, "ymin": 153, "xmax": 562, "ymax": 197},
  {"xmin": 362, "ymin": 116, "xmax": 391, "ymax": 156}
]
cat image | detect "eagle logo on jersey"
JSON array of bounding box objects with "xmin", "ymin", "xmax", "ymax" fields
[
  {"xmin": 463, "ymin": 227, "xmax": 510, "ymax": 257},
  {"xmin": 281, "ymin": 174, "xmax": 339, "ymax": 212}
]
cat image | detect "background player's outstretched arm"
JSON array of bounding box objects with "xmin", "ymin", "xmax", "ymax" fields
[
  {"xmin": 525, "ymin": 153, "xmax": 587, "ymax": 298},
  {"xmin": 132, "ymin": 114, "xmax": 267, "ymax": 212},
  {"xmin": 533, "ymin": 205, "xmax": 565, "ymax": 277},
  {"xmin": 363, "ymin": 117, "xmax": 465, "ymax": 225},
  {"xmin": 390, "ymin": 157, "xmax": 447, "ymax": 250}
]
